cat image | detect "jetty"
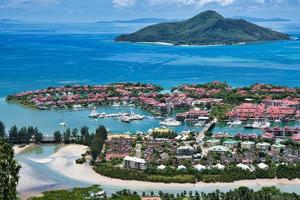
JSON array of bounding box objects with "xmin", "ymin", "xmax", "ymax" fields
[{"xmin": 196, "ymin": 118, "xmax": 217, "ymax": 142}]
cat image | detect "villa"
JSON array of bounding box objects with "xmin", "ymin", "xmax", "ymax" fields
[
  {"xmin": 241, "ymin": 141, "xmax": 255, "ymax": 150},
  {"xmin": 256, "ymin": 142, "xmax": 271, "ymax": 151},
  {"xmin": 124, "ymin": 156, "xmax": 148, "ymax": 171},
  {"xmin": 222, "ymin": 139, "xmax": 238, "ymax": 149},
  {"xmin": 205, "ymin": 139, "xmax": 221, "ymax": 147},
  {"xmin": 208, "ymin": 145, "xmax": 229, "ymax": 153}
]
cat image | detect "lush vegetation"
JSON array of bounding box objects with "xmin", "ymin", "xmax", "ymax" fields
[
  {"xmin": 94, "ymin": 161, "xmax": 300, "ymax": 184},
  {"xmin": 28, "ymin": 185, "xmax": 103, "ymax": 200},
  {"xmin": 29, "ymin": 186, "xmax": 300, "ymax": 200},
  {"xmin": 0, "ymin": 139, "xmax": 21, "ymax": 200},
  {"xmin": 0, "ymin": 121, "xmax": 43, "ymax": 144},
  {"xmin": 115, "ymin": 10, "xmax": 289, "ymax": 45}
]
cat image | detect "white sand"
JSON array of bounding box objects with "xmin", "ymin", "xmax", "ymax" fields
[
  {"xmin": 40, "ymin": 144, "xmax": 300, "ymax": 190},
  {"xmin": 13, "ymin": 144, "xmax": 35, "ymax": 155}
]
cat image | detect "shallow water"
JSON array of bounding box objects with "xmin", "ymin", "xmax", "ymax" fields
[
  {"xmin": 16, "ymin": 145, "xmax": 300, "ymax": 198},
  {"xmin": 0, "ymin": 21, "xmax": 299, "ymax": 134}
]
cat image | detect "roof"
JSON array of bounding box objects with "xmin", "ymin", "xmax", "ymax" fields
[
  {"xmin": 124, "ymin": 156, "xmax": 147, "ymax": 164},
  {"xmin": 257, "ymin": 163, "xmax": 269, "ymax": 170},
  {"xmin": 223, "ymin": 139, "xmax": 238, "ymax": 144},
  {"xmin": 194, "ymin": 164, "xmax": 206, "ymax": 171},
  {"xmin": 208, "ymin": 145, "xmax": 229, "ymax": 152}
]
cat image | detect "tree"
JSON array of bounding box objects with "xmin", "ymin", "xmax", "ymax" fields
[
  {"xmin": 90, "ymin": 126, "xmax": 108, "ymax": 160},
  {"xmin": 0, "ymin": 139, "xmax": 21, "ymax": 200},
  {"xmin": 34, "ymin": 127, "xmax": 43, "ymax": 143},
  {"xmin": 53, "ymin": 131, "xmax": 62, "ymax": 143},
  {"xmin": 63, "ymin": 128, "xmax": 71, "ymax": 144},
  {"xmin": 80, "ymin": 126, "xmax": 90, "ymax": 145},
  {"xmin": 0, "ymin": 121, "xmax": 5, "ymax": 139},
  {"xmin": 8, "ymin": 125, "xmax": 18, "ymax": 144}
]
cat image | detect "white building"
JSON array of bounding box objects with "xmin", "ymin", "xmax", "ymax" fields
[
  {"xmin": 256, "ymin": 142, "xmax": 271, "ymax": 151},
  {"xmin": 124, "ymin": 156, "xmax": 148, "ymax": 170},
  {"xmin": 208, "ymin": 145, "xmax": 229, "ymax": 153},
  {"xmin": 241, "ymin": 141, "xmax": 255, "ymax": 150},
  {"xmin": 194, "ymin": 164, "xmax": 206, "ymax": 172}
]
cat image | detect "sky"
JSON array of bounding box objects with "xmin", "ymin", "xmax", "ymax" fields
[{"xmin": 0, "ymin": 0, "xmax": 299, "ymax": 22}]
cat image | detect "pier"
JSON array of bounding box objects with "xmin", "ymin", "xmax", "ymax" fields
[{"xmin": 196, "ymin": 118, "xmax": 217, "ymax": 142}]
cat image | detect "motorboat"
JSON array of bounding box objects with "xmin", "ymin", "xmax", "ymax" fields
[
  {"xmin": 227, "ymin": 120, "xmax": 242, "ymax": 125},
  {"xmin": 59, "ymin": 122, "xmax": 67, "ymax": 127},
  {"xmin": 194, "ymin": 121, "xmax": 205, "ymax": 127},
  {"xmin": 274, "ymin": 119, "xmax": 282, "ymax": 123},
  {"xmin": 159, "ymin": 118, "xmax": 181, "ymax": 127},
  {"xmin": 88, "ymin": 108, "xmax": 99, "ymax": 118}
]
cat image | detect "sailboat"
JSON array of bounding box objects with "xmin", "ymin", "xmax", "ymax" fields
[{"xmin": 59, "ymin": 111, "xmax": 67, "ymax": 127}]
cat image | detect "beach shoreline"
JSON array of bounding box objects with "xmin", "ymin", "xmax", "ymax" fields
[{"xmin": 30, "ymin": 144, "xmax": 300, "ymax": 189}]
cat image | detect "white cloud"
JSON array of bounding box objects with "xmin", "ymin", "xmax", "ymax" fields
[
  {"xmin": 113, "ymin": 0, "xmax": 136, "ymax": 8},
  {"xmin": 114, "ymin": 0, "xmax": 237, "ymax": 7}
]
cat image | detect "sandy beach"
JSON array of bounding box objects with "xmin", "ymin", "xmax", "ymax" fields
[
  {"xmin": 30, "ymin": 144, "xmax": 300, "ymax": 190},
  {"xmin": 13, "ymin": 144, "xmax": 36, "ymax": 155}
]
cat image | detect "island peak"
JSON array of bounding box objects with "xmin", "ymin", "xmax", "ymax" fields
[{"xmin": 115, "ymin": 10, "xmax": 290, "ymax": 46}]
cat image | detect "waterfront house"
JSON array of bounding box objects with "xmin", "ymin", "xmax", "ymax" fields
[
  {"xmin": 176, "ymin": 145, "xmax": 195, "ymax": 156},
  {"xmin": 222, "ymin": 139, "xmax": 238, "ymax": 149},
  {"xmin": 194, "ymin": 164, "xmax": 206, "ymax": 172},
  {"xmin": 208, "ymin": 145, "xmax": 229, "ymax": 153},
  {"xmin": 257, "ymin": 163, "xmax": 269, "ymax": 170},
  {"xmin": 241, "ymin": 141, "xmax": 255, "ymax": 150},
  {"xmin": 124, "ymin": 156, "xmax": 148, "ymax": 170},
  {"xmin": 271, "ymin": 143, "xmax": 286, "ymax": 152},
  {"xmin": 177, "ymin": 165, "xmax": 187, "ymax": 171},
  {"xmin": 205, "ymin": 139, "xmax": 220, "ymax": 147},
  {"xmin": 256, "ymin": 142, "xmax": 271, "ymax": 151},
  {"xmin": 157, "ymin": 165, "xmax": 166, "ymax": 170}
]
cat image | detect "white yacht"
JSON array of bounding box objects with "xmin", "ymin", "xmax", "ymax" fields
[
  {"xmin": 194, "ymin": 121, "xmax": 205, "ymax": 127},
  {"xmin": 227, "ymin": 120, "xmax": 242, "ymax": 125},
  {"xmin": 59, "ymin": 122, "xmax": 67, "ymax": 127},
  {"xmin": 260, "ymin": 121, "xmax": 271, "ymax": 128},
  {"xmin": 88, "ymin": 108, "xmax": 99, "ymax": 118},
  {"xmin": 159, "ymin": 118, "xmax": 181, "ymax": 127},
  {"xmin": 275, "ymin": 119, "xmax": 282, "ymax": 123}
]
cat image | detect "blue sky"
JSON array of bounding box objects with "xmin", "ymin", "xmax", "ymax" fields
[{"xmin": 0, "ymin": 0, "xmax": 299, "ymax": 22}]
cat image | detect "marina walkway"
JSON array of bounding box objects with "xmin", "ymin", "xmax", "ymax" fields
[{"xmin": 196, "ymin": 118, "xmax": 217, "ymax": 142}]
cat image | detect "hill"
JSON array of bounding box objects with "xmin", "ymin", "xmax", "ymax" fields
[{"xmin": 115, "ymin": 10, "xmax": 290, "ymax": 45}]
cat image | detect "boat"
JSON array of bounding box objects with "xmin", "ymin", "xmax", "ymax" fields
[
  {"xmin": 194, "ymin": 121, "xmax": 205, "ymax": 127},
  {"xmin": 112, "ymin": 102, "xmax": 120, "ymax": 107},
  {"xmin": 72, "ymin": 104, "xmax": 84, "ymax": 111},
  {"xmin": 159, "ymin": 118, "xmax": 181, "ymax": 127},
  {"xmin": 244, "ymin": 121, "xmax": 262, "ymax": 129},
  {"xmin": 227, "ymin": 120, "xmax": 242, "ymax": 126},
  {"xmin": 59, "ymin": 122, "xmax": 67, "ymax": 127},
  {"xmin": 88, "ymin": 108, "xmax": 99, "ymax": 118},
  {"xmin": 120, "ymin": 116, "xmax": 131, "ymax": 123},
  {"xmin": 274, "ymin": 119, "xmax": 282, "ymax": 123},
  {"xmin": 260, "ymin": 121, "xmax": 271, "ymax": 128}
]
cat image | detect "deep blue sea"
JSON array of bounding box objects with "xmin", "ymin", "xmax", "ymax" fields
[{"xmin": 0, "ymin": 20, "xmax": 299, "ymax": 134}]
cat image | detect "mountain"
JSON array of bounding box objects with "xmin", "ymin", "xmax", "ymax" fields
[
  {"xmin": 115, "ymin": 10, "xmax": 290, "ymax": 45},
  {"xmin": 97, "ymin": 18, "xmax": 178, "ymax": 24},
  {"xmin": 232, "ymin": 16, "xmax": 291, "ymax": 22}
]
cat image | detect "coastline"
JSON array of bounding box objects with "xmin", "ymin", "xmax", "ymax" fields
[
  {"xmin": 13, "ymin": 144, "xmax": 36, "ymax": 155},
  {"xmin": 23, "ymin": 144, "xmax": 300, "ymax": 192}
]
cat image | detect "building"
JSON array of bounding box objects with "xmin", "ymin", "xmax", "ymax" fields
[
  {"xmin": 222, "ymin": 139, "xmax": 238, "ymax": 149},
  {"xmin": 124, "ymin": 156, "xmax": 148, "ymax": 170},
  {"xmin": 241, "ymin": 141, "xmax": 255, "ymax": 150},
  {"xmin": 227, "ymin": 103, "xmax": 265, "ymax": 121},
  {"xmin": 208, "ymin": 145, "xmax": 229, "ymax": 153},
  {"xmin": 256, "ymin": 142, "xmax": 271, "ymax": 151},
  {"xmin": 176, "ymin": 145, "xmax": 195, "ymax": 156},
  {"xmin": 271, "ymin": 143, "xmax": 286, "ymax": 152},
  {"xmin": 176, "ymin": 109, "xmax": 210, "ymax": 121},
  {"xmin": 205, "ymin": 139, "xmax": 220, "ymax": 147}
]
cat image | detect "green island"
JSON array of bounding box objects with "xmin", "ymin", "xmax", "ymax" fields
[{"xmin": 114, "ymin": 10, "xmax": 290, "ymax": 46}]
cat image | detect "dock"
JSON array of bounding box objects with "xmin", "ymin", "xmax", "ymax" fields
[{"xmin": 196, "ymin": 118, "xmax": 217, "ymax": 142}]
